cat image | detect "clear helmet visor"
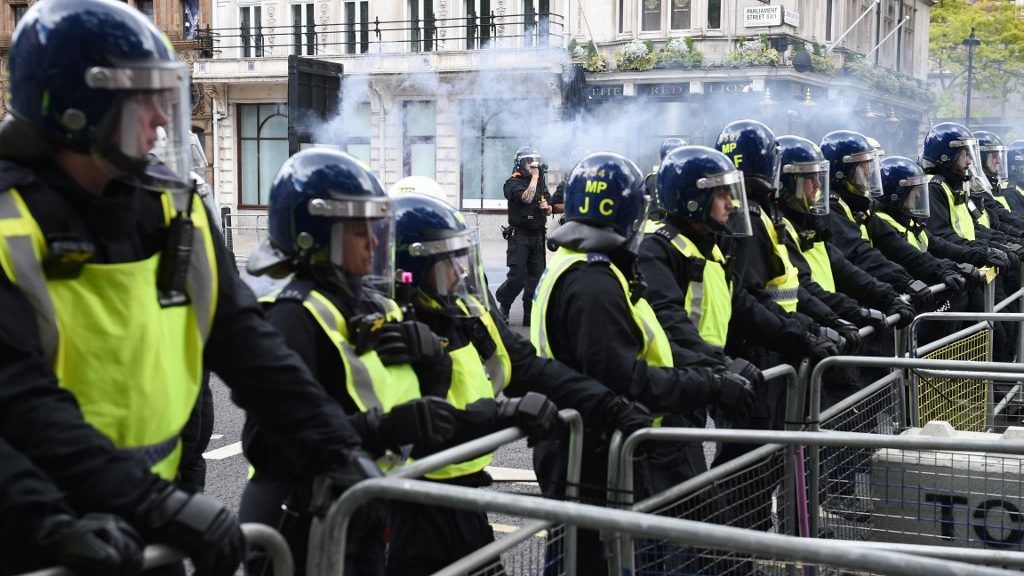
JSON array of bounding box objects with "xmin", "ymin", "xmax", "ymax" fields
[
  {"xmin": 698, "ymin": 171, "xmax": 752, "ymax": 238},
  {"xmin": 847, "ymin": 156, "xmax": 884, "ymax": 197},
  {"xmin": 782, "ymin": 161, "xmax": 830, "ymax": 216},
  {"xmin": 415, "ymin": 230, "xmax": 490, "ymax": 317},
  {"xmin": 329, "ymin": 217, "xmax": 396, "ymax": 298},
  {"xmin": 982, "ymin": 147, "xmax": 1009, "ymax": 189},
  {"xmin": 625, "ymin": 194, "xmax": 652, "ymax": 255},
  {"xmin": 955, "ymin": 140, "xmax": 993, "ymax": 196},
  {"xmin": 900, "ymin": 176, "xmax": 930, "ymax": 219}
]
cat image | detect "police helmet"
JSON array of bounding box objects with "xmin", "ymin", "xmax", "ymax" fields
[
  {"xmin": 777, "ymin": 136, "xmax": 830, "ymax": 217},
  {"xmin": 563, "ymin": 152, "xmax": 648, "ymax": 252},
  {"xmin": 513, "ymin": 145, "xmax": 541, "ymax": 174},
  {"xmin": 249, "ymin": 149, "xmax": 394, "ymax": 296},
  {"xmin": 388, "ymin": 175, "xmax": 448, "ymax": 202},
  {"xmin": 393, "ymin": 193, "xmax": 488, "ymax": 317},
  {"xmin": 658, "ymin": 146, "xmax": 753, "ymax": 237},
  {"xmin": 864, "ymin": 135, "xmax": 886, "ymax": 159},
  {"xmin": 973, "ymin": 130, "xmax": 1009, "ymax": 191},
  {"xmin": 1009, "ymin": 140, "xmax": 1024, "ymax": 185},
  {"xmin": 920, "ymin": 122, "xmax": 992, "ymax": 197},
  {"xmin": 819, "ymin": 130, "xmax": 883, "ymax": 197},
  {"xmin": 8, "ymin": 0, "xmax": 192, "ymax": 188},
  {"xmin": 879, "ymin": 156, "xmax": 930, "ymax": 221},
  {"xmin": 714, "ymin": 120, "xmax": 781, "ymax": 192},
  {"xmin": 660, "ymin": 137, "xmax": 688, "ymax": 161}
]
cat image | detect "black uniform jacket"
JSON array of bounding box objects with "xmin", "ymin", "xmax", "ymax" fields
[
  {"xmin": 0, "ymin": 438, "xmax": 73, "ymax": 568},
  {"xmin": 0, "ymin": 160, "xmax": 362, "ymax": 515},
  {"xmin": 825, "ymin": 193, "xmax": 916, "ymax": 292},
  {"xmin": 866, "ymin": 212, "xmax": 964, "ymax": 284}
]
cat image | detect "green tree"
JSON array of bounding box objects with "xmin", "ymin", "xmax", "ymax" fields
[{"xmin": 930, "ymin": 0, "xmax": 1024, "ymax": 119}]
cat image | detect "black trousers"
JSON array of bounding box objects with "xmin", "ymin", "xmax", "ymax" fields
[
  {"xmin": 495, "ymin": 231, "xmax": 546, "ymax": 312},
  {"xmin": 239, "ymin": 476, "xmax": 384, "ymax": 576},
  {"xmin": 178, "ymin": 371, "xmax": 213, "ymax": 493},
  {"xmin": 386, "ymin": 500, "xmax": 502, "ymax": 575}
]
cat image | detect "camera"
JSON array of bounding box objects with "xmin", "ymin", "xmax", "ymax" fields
[{"xmin": 532, "ymin": 162, "xmax": 549, "ymax": 172}]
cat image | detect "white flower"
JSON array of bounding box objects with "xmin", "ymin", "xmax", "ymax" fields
[
  {"xmin": 622, "ymin": 39, "xmax": 649, "ymax": 59},
  {"xmin": 572, "ymin": 45, "xmax": 587, "ymax": 60},
  {"xmin": 667, "ymin": 38, "xmax": 687, "ymax": 53}
]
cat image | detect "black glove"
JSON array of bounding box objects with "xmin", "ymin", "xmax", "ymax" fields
[
  {"xmin": 994, "ymin": 244, "xmax": 1022, "ymax": 272},
  {"xmin": 941, "ymin": 268, "xmax": 967, "ymax": 293},
  {"xmin": 374, "ymin": 320, "xmax": 446, "ymax": 366},
  {"xmin": 798, "ymin": 330, "xmax": 839, "ymax": 361},
  {"xmin": 711, "ymin": 369, "xmax": 755, "ymax": 421},
  {"xmin": 984, "ymin": 247, "xmax": 1011, "ymax": 270},
  {"xmin": 133, "ymin": 485, "xmax": 244, "ymax": 576},
  {"xmin": 310, "ymin": 448, "xmax": 382, "ymax": 517},
  {"xmin": 886, "ymin": 297, "xmax": 916, "ymax": 329},
  {"xmin": 496, "ymin": 392, "xmax": 562, "ymax": 442},
  {"xmin": 833, "ymin": 319, "xmax": 862, "ymax": 354},
  {"xmin": 856, "ymin": 307, "xmax": 887, "ymax": 332},
  {"xmin": 1002, "ymin": 241, "xmax": 1024, "ymax": 259},
  {"xmin": 957, "ymin": 262, "xmax": 985, "ymax": 289},
  {"xmin": 35, "ymin": 514, "xmax": 143, "ymax": 576},
  {"xmin": 905, "ymin": 279, "xmax": 934, "ymax": 312},
  {"xmin": 372, "ymin": 396, "xmax": 458, "ymax": 451},
  {"xmin": 726, "ymin": 356, "xmax": 765, "ymax": 389},
  {"xmin": 599, "ymin": 395, "xmax": 653, "ymax": 438},
  {"xmin": 817, "ymin": 325, "xmax": 847, "ymax": 350}
]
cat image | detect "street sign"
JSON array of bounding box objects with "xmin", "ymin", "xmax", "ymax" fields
[{"xmin": 744, "ymin": 5, "xmax": 783, "ymax": 27}]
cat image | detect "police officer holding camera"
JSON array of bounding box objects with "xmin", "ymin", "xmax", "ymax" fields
[{"xmin": 496, "ymin": 146, "xmax": 551, "ymax": 326}]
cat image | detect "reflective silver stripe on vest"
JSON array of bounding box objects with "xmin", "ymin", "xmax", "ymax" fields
[
  {"xmin": 303, "ymin": 293, "xmax": 383, "ymax": 412},
  {"xmin": 0, "ymin": 194, "xmax": 59, "ymax": 365},
  {"xmin": 688, "ymin": 281, "xmax": 704, "ymax": 330},
  {"xmin": 124, "ymin": 435, "xmax": 179, "ymax": 466},
  {"xmin": 483, "ymin": 352, "xmax": 506, "ymax": 396},
  {"xmin": 187, "ymin": 225, "xmax": 214, "ymax": 342},
  {"xmin": 769, "ymin": 287, "xmax": 799, "ymax": 303}
]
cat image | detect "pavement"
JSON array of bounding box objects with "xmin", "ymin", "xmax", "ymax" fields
[{"xmin": 203, "ymin": 234, "xmax": 550, "ymax": 547}]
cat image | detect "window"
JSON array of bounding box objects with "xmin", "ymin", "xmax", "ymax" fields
[
  {"xmin": 465, "ymin": 0, "xmax": 493, "ymax": 49},
  {"xmin": 707, "ymin": 0, "xmax": 721, "ymax": 29},
  {"xmin": 11, "ymin": 4, "xmax": 28, "ymax": 27},
  {"xmin": 239, "ymin": 6, "xmax": 264, "ymax": 58},
  {"xmin": 408, "ymin": 0, "xmax": 435, "ymax": 52},
  {"xmin": 403, "ymin": 102, "xmax": 436, "ymax": 179},
  {"xmin": 459, "ymin": 99, "xmax": 540, "ymax": 209},
  {"xmin": 523, "ymin": 0, "xmax": 551, "ymax": 46},
  {"xmin": 292, "ymin": 3, "xmax": 316, "ymax": 56},
  {"xmin": 344, "ymin": 1, "xmax": 369, "ymax": 54},
  {"xmin": 184, "ymin": 0, "xmax": 199, "ymax": 40},
  {"xmin": 343, "ymin": 103, "xmax": 373, "ymax": 166},
  {"xmin": 238, "ymin": 104, "xmax": 288, "ymax": 206},
  {"xmin": 899, "ymin": 4, "xmax": 915, "ymax": 72},
  {"xmin": 137, "ymin": 0, "xmax": 154, "ymax": 20},
  {"xmin": 618, "ymin": 0, "xmax": 625, "ymax": 33},
  {"xmin": 640, "ymin": 0, "xmax": 690, "ymax": 33},
  {"xmin": 826, "ymin": 0, "xmax": 834, "ymax": 41}
]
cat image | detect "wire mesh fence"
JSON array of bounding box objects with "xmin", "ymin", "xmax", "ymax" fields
[
  {"xmin": 917, "ymin": 328, "xmax": 992, "ymax": 432},
  {"xmin": 462, "ymin": 522, "xmax": 564, "ymax": 576},
  {"xmin": 222, "ymin": 212, "xmax": 268, "ymax": 264}
]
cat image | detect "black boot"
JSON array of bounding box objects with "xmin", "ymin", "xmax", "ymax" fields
[
  {"xmin": 522, "ymin": 304, "xmax": 532, "ymax": 327},
  {"xmin": 499, "ymin": 302, "xmax": 511, "ymax": 323}
]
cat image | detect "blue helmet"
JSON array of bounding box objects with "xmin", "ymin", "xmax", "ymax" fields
[
  {"xmin": 393, "ymin": 193, "xmax": 489, "ymax": 317},
  {"xmin": 563, "ymin": 152, "xmax": 647, "ymax": 246},
  {"xmin": 819, "ymin": 130, "xmax": 883, "ymax": 197},
  {"xmin": 973, "ymin": 130, "xmax": 1009, "ymax": 190},
  {"xmin": 777, "ymin": 136, "xmax": 830, "ymax": 217},
  {"xmin": 879, "ymin": 156, "xmax": 930, "ymax": 221},
  {"xmin": 714, "ymin": 120, "xmax": 780, "ymax": 191},
  {"xmin": 921, "ymin": 122, "xmax": 977, "ymax": 173},
  {"xmin": 8, "ymin": 0, "xmax": 192, "ymax": 184},
  {"xmin": 658, "ymin": 146, "xmax": 753, "ymax": 237},
  {"xmin": 249, "ymin": 149, "xmax": 394, "ymax": 294},
  {"xmin": 513, "ymin": 145, "xmax": 541, "ymax": 174},
  {"xmin": 660, "ymin": 137, "xmax": 688, "ymax": 161},
  {"xmin": 1009, "ymin": 140, "xmax": 1024, "ymax": 185}
]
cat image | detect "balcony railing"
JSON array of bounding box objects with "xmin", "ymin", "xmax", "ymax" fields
[{"xmin": 201, "ymin": 12, "xmax": 565, "ymax": 60}]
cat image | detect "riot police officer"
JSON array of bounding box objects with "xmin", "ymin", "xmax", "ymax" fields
[
  {"xmin": 819, "ymin": 130, "xmax": 933, "ymax": 319},
  {"xmin": 532, "ymin": 151, "xmax": 754, "ymax": 575},
  {"xmin": 0, "ymin": 3, "xmax": 374, "ymax": 575},
  {"xmin": 973, "ymin": 131, "xmax": 1024, "ymax": 233},
  {"xmin": 1006, "ymin": 140, "xmax": 1024, "ymax": 214},
  {"xmin": 496, "ymin": 146, "xmax": 551, "ymax": 325},
  {"xmin": 242, "ymin": 150, "xmax": 462, "ymax": 575},
  {"xmin": 643, "ymin": 137, "xmax": 687, "ymax": 214},
  {"xmin": 390, "ymin": 190, "xmax": 650, "ymax": 574}
]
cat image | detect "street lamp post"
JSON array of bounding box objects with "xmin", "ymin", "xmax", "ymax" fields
[{"xmin": 963, "ymin": 27, "xmax": 981, "ymax": 128}]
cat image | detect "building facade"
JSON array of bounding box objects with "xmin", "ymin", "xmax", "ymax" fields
[{"xmin": 194, "ymin": 0, "xmax": 934, "ymax": 241}]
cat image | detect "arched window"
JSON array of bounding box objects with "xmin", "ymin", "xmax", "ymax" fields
[{"xmin": 238, "ymin": 104, "xmax": 288, "ymax": 207}]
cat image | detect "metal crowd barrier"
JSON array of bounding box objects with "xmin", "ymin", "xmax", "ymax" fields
[
  {"xmin": 604, "ymin": 428, "xmax": 1024, "ymax": 575},
  {"xmin": 221, "ymin": 211, "xmax": 268, "ymax": 263},
  {"xmin": 323, "ymin": 475, "xmax": 1022, "ymax": 576},
  {"xmin": 307, "ymin": 409, "xmax": 583, "ymax": 576},
  {"xmin": 808, "ymin": 356, "xmax": 1024, "ymax": 542},
  {"xmin": 19, "ymin": 523, "xmax": 292, "ymax": 576},
  {"xmin": 604, "ymin": 363, "xmax": 801, "ymax": 576}
]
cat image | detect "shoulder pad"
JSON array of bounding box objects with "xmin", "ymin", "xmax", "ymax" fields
[
  {"xmin": 930, "ymin": 174, "xmax": 946, "ymax": 186},
  {"xmin": 0, "ymin": 159, "xmax": 37, "ymax": 193},
  {"xmin": 653, "ymin": 225, "xmax": 677, "ymax": 243},
  {"xmin": 585, "ymin": 252, "xmax": 611, "ymax": 265},
  {"xmin": 749, "ymin": 204, "xmax": 761, "ymax": 215},
  {"xmin": 276, "ymin": 278, "xmax": 314, "ymax": 302}
]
